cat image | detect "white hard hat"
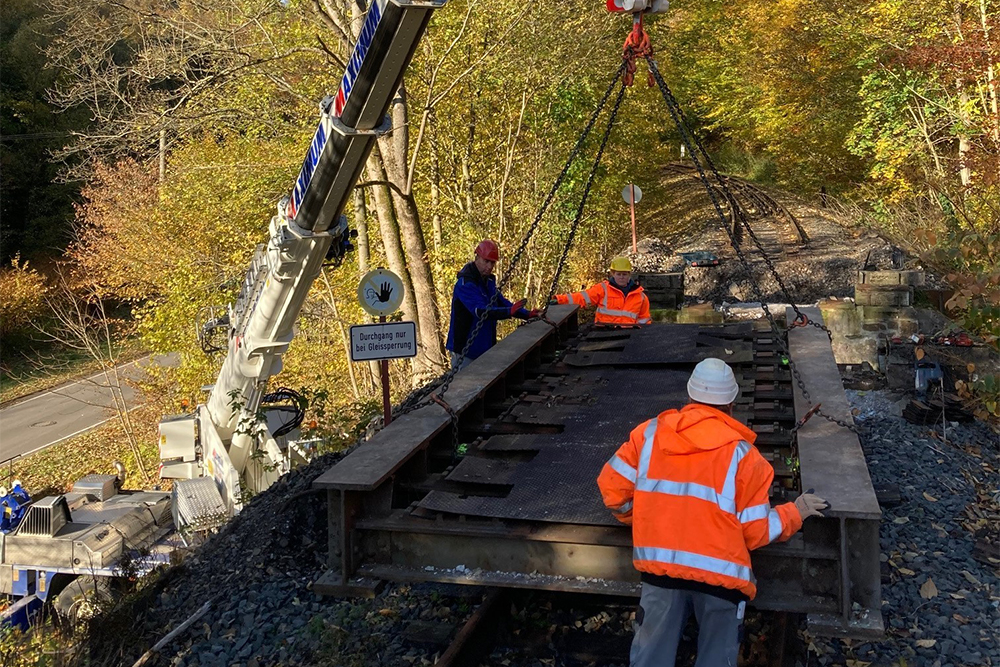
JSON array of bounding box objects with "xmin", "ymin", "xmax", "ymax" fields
[{"xmin": 687, "ymin": 358, "xmax": 740, "ymax": 405}]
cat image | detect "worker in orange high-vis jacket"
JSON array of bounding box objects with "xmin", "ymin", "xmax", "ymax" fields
[
  {"xmin": 551, "ymin": 256, "xmax": 651, "ymax": 326},
  {"xmin": 597, "ymin": 358, "xmax": 829, "ymax": 667}
]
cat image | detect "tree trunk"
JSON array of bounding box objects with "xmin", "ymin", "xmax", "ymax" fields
[
  {"xmin": 958, "ymin": 85, "xmax": 972, "ymax": 187},
  {"xmin": 368, "ymin": 151, "xmax": 417, "ymax": 319},
  {"xmin": 954, "ymin": 3, "xmax": 972, "ymax": 188},
  {"xmin": 430, "ymin": 126, "xmax": 443, "ymax": 253},
  {"xmin": 351, "ymin": 175, "xmax": 381, "ymax": 387},
  {"xmin": 908, "ymin": 102, "xmax": 945, "ymax": 177},
  {"xmin": 367, "ymin": 147, "xmax": 448, "ymax": 381},
  {"xmin": 498, "ymin": 90, "xmax": 528, "ymax": 243},
  {"xmin": 377, "ymin": 114, "xmax": 447, "ymax": 376},
  {"xmin": 386, "ymin": 181, "xmax": 447, "ymax": 376},
  {"xmin": 158, "ymin": 129, "xmax": 166, "ymax": 182},
  {"xmin": 463, "ymin": 97, "xmax": 475, "ymax": 223},
  {"xmin": 320, "ymin": 269, "xmax": 361, "ymax": 401},
  {"xmin": 981, "ymin": 0, "xmax": 1000, "ymax": 145}
]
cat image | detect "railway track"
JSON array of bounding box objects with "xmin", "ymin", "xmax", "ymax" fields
[
  {"xmin": 664, "ymin": 162, "xmax": 810, "ymax": 254},
  {"xmin": 416, "ymin": 587, "xmax": 803, "ymax": 666}
]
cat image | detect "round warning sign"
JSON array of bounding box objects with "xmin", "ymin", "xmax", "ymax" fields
[
  {"xmin": 621, "ymin": 184, "xmax": 643, "ymax": 204},
  {"xmin": 357, "ymin": 268, "xmax": 404, "ymax": 317}
]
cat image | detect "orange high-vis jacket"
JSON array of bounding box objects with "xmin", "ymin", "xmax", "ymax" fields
[
  {"xmin": 597, "ymin": 404, "xmax": 802, "ymax": 600},
  {"xmin": 555, "ymin": 280, "xmax": 651, "ymax": 326}
]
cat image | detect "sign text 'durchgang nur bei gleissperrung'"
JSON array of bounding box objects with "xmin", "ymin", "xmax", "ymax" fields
[{"xmin": 349, "ymin": 322, "xmax": 418, "ymax": 361}]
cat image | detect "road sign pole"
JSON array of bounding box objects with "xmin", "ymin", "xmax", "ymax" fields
[
  {"xmin": 379, "ymin": 315, "xmax": 392, "ymax": 426},
  {"xmin": 630, "ymin": 184, "xmax": 638, "ymax": 253}
]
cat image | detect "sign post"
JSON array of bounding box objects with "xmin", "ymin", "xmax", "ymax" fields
[
  {"xmin": 380, "ymin": 316, "xmax": 389, "ymax": 424},
  {"xmin": 356, "ymin": 268, "xmax": 409, "ymax": 426},
  {"xmin": 622, "ymin": 184, "xmax": 643, "ymax": 253}
]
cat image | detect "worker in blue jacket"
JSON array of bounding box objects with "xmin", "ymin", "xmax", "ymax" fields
[{"xmin": 446, "ymin": 239, "xmax": 540, "ymax": 370}]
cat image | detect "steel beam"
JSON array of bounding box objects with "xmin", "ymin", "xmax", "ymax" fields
[{"xmin": 787, "ymin": 307, "xmax": 883, "ymax": 637}]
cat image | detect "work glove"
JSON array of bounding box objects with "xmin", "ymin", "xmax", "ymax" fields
[
  {"xmin": 548, "ymin": 298, "xmax": 559, "ymax": 306},
  {"xmin": 526, "ymin": 308, "xmax": 542, "ymax": 319},
  {"xmin": 509, "ymin": 299, "xmax": 526, "ymax": 316},
  {"xmin": 794, "ymin": 490, "xmax": 830, "ymax": 520}
]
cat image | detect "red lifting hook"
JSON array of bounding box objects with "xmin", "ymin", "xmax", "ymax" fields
[{"xmin": 622, "ymin": 13, "xmax": 654, "ymax": 87}]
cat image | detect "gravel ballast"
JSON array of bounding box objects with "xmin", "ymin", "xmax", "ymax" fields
[
  {"xmin": 620, "ymin": 169, "xmax": 945, "ymax": 306},
  {"xmin": 81, "ymin": 394, "xmax": 997, "ymax": 667},
  {"xmin": 87, "ymin": 453, "xmax": 479, "ymax": 667},
  {"xmin": 808, "ymin": 390, "xmax": 999, "ymax": 667}
]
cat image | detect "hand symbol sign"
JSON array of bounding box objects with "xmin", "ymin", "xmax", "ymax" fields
[{"xmin": 377, "ymin": 282, "xmax": 393, "ymax": 303}]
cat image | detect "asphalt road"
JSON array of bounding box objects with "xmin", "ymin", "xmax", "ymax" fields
[{"xmin": 0, "ymin": 354, "xmax": 177, "ymax": 463}]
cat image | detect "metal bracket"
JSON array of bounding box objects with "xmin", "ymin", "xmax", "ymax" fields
[
  {"xmin": 327, "ymin": 114, "xmax": 393, "ymax": 138},
  {"xmin": 282, "ymin": 217, "xmax": 332, "ymax": 241},
  {"xmin": 389, "ymin": 0, "xmax": 448, "ymax": 8}
]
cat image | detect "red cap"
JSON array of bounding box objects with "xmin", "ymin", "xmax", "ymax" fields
[{"xmin": 475, "ymin": 239, "xmax": 500, "ymax": 262}]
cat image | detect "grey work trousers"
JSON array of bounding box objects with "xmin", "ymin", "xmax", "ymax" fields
[{"xmin": 631, "ymin": 583, "xmax": 744, "ymax": 667}]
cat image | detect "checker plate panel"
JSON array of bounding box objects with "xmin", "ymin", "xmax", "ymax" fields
[{"xmin": 418, "ymin": 368, "xmax": 691, "ymax": 525}]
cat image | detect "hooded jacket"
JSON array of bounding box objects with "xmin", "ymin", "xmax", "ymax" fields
[{"xmin": 597, "ymin": 403, "xmax": 802, "ymax": 600}]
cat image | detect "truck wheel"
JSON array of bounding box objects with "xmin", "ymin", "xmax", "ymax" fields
[{"xmin": 53, "ymin": 576, "xmax": 112, "ymax": 625}]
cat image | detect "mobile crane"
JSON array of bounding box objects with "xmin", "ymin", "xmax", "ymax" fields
[{"xmin": 157, "ymin": 0, "xmax": 450, "ymax": 525}]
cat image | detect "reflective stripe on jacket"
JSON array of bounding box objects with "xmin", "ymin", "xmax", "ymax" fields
[
  {"xmin": 597, "ymin": 404, "xmax": 802, "ymax": 600},
  {"xmin": 555, "ymin": 280, "xmax": 651, "ymax": 325}
]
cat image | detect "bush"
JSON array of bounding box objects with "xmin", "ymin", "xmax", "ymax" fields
[
  {"xmin": 955, "ymin": 374, "xmax": 1000, "ymax": 423},
  {"xmin": 0, "ymin": 255, "xmax": 49, "ymax": 342},
  {"xmin": 915, "ymin": 226, "xmax": 1000, "ymax": 348}
]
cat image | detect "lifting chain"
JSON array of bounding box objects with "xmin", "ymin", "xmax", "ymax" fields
[
  {"xmin": 541, "ymin": 81, "xmax": 628, "ymax": 311},
  {"xmin": 645, "ymin": 56, "xmax": 859, "ymax": 436},
  {"xmin": 394, "ymin": 63, "xmax": 629, "ymax": 447},
  {"xmin": 645, "ymin": 59, "xmax": 831, "ymax": 341}
]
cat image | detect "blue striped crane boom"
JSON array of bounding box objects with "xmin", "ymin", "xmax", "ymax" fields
[{"xmin": 158, "ymin": 0, "xmax": 446, "ymax": 520}]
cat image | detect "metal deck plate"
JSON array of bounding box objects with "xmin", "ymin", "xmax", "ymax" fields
[
  {"xmin": 564, "ymin": 324, "xmax": 754, "ymax": 367},
  {"xmin": 618, "ymin": 326, "xmax": 753, "ymax": 365},
  {"xmin": 446, "ymin": 456, "xmax": 522, "ymax": 486},
  {"xmin": 417, "ymin": 368, "xmax": 691, "ymax": 525},
  {"xmin": 479, "ymin": 434, "xmax": 545, "ymax": 452}
]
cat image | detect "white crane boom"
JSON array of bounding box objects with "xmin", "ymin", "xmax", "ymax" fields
[{"xmin": 158, "ymin": 0, "xmax": 446, "ymax": 516}]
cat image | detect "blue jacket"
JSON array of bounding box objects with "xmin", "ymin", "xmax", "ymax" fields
[{"xmin": 446, "ymin": 262, "xmax": 528, "ymax": 360}]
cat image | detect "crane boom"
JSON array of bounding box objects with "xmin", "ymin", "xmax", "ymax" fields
[{"xmin": 158, "ymin": 0, "xmax": 446, "ymax": 515}]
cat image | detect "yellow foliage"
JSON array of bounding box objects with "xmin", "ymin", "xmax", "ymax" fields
[
  {"xmin": 0, "ymin": 255, "xmax": 49, "ymax": 338},
  {"xmin": 70, "ymin": 161, "xmax": 163, "ymax": 301}
]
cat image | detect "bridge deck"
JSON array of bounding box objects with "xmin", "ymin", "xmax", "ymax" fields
[{"xmin": 313, "ymin": 305, "xmax": 882, "ymax": 638}]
